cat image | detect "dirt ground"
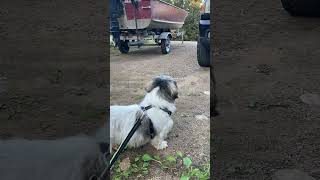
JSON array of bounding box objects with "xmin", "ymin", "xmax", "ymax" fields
[
  {"xmin": 0, "ymin": 0, "xmax": 106, "ymax": 139},
  {"xmin": 213, "ymin": 0, "xmax": 320, "ymax": 179},
  {"xmin": 110, "ymin": 41, "xmax": 210, "ymax": 179}
]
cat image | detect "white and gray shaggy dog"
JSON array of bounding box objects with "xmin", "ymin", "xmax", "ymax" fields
[{"xmin": 110, "ymin": 75, "xmax": 178, "ymax": 151}]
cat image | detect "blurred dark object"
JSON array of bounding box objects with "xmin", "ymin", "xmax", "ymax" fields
[
  {"xmin": 281, "ymin": 0, "xmax": 320, "ymax": 16},
  {"xmin": 0, "ymin": 136, "xmax": 105, "ymax": 180},
  {"xmin": 211, "ymin": 68, "xmax": 219, "ymax": 117}
]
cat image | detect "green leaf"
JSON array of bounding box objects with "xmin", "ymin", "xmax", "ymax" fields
[
  {"xmin": 143, "ymin": 162, "xmax": 149, "ymax": 168},
  {"xmin": 115, "ymin": 167, "xmax": 121, "ymax": 173},
  {"xmin": 166, "ymin": 155, "xmax": 176, "ymax": 163},
  {"xmin": 199, "ymin": 174, "xmax": 209, "ymax": 180},
  {"xmin": 131, "ymin": 167, "xmax": 139, "ymax": 173},
  {"xmin": 176, "ymin": 151, "xmax": 183, "ymax": 158},
  {"xmin": 123, "ymin": 171, "xmax": 130, "ymax": 177},
  {"xmin": 142, "ymin": 170, "xmax": 149, "ymax": 175},
  {"xmin": 191, "ymin": 168, "xmax": 201, "ymax": 176},
  {"xmin": 183, "ymin": 157, "xmax": 192, "ymax": 168},
  {"xmin": 142, "ymin": 154, "xmax": 153, "ymax": 161},
  {"xmin": 180, "ymin": 175, "xmax": 190, "ymax": 180},
  {"xmin": 131, "ymin": 163, "xmax": 138, "ymax": 168},
  {"xmin": 154, "ymin": 155, "xmax": 161, "ymax": 161},
  {"xmin": 135, "ymin": 156, "xmax": 140, "ymax": 162}
]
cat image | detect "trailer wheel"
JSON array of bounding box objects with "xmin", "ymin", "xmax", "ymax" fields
[
  {"xmin": 281, "ymin": 0, "xmax": 320, "ymax": 16},
  {"xmin": 161, "ymin": 37, "xmax": 171, "ymax": 54},
  {"xmin": 119, "ymin": 40, "xmax": 129, "ymax": 54},
  {"xmin": 197, "ymin": 38, "xmax": 210, "ymax": 67}
]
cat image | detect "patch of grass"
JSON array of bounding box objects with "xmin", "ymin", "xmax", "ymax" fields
[
  {"xmin": 132, "ymin": 95, "xmax": 144, "ymax": 101},
  {"xmin": 111, "ymin": 152, "xmax": 210, "ymax": 180},
  {"xmin": 110, "ymin": 47, "xmax": 121, "ymax": 56}
]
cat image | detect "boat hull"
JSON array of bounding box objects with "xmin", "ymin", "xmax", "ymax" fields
[{"xmin": 119, "ymin": 0, "xmax": 188, "ymax": 30}]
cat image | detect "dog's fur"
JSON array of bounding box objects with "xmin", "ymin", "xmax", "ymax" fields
[{"xmin": 109, "ymin": 75, "xmax": 178, "ymax": 151}]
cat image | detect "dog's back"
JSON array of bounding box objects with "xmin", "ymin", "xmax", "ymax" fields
[
  {"xmin": 110, "ymin": 105, "xmax": 153, "ymax": 148},
  {"xmin": 110, "ymin": 105, "xmax": 140, "ymax": 134}
]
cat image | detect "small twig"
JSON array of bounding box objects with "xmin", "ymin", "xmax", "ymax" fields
[{"xmin": 151, "ymin": 159, "xmax": 162, "ymax": 164}]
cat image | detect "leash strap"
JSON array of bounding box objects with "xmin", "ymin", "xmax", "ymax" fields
[{"xmin": 96, "ymin": 110, "xmax": 146, "ymax": 179}]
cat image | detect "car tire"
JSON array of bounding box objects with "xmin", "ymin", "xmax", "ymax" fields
[
  {"xmin": 119, "ymin": 40, "xmax": 129, "ymax": 54},
  {"xmin": 200, "ymin": 13, "xmax": 210, "ymax": 20},
  {"xmin": 197, "ymin": 38, "xmax": 210, "ymax": 67},
  {"xmin": 161, "ymin": 37, "xmax": 171, "ymax": 54},
  {"xmin": 281, "ymin": 0, "xmax": 320, "ymax": 16}
]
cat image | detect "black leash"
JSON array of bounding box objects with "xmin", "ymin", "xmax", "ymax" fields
[
  {"xmin": 91, "ymin": 114, "xmax": 144, "ymax": 180},
  {"xmin": 97, "ymin": 112, "xmax": 145, "ymax": 179}
]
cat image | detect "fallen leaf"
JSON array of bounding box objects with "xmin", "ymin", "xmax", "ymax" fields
[{"xmin": 119, "ymin": 157, "xmax": 131, "ymax": 171}]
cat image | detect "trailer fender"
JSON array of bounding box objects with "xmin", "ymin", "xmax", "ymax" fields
[{"xmin": 158, "ymin": 32, "xmax": 172, "ymax": 40}]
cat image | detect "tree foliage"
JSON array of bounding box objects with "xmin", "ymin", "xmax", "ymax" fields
[{"xmin": 162, "ymin": 0, "xmax": 201, "ymax": 41}]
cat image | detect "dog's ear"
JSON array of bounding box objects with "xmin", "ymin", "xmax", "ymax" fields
[{"xmin": 145, "ymin": 80, "xmax": 156, "ymax": 92}]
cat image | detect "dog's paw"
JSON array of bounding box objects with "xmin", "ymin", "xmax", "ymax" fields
[{"xmin": 157, "ymin": 141, "xmax": 168, "ymax": 150}]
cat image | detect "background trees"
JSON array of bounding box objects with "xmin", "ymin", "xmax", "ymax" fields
[{"xmin": 162, "ymin": 0, "xmax": 202, "ymax": 41}]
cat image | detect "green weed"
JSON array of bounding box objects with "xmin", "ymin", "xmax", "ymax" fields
[{"xmin": 111, "ymin": 151, "xmax": 210, "ymax": 180}]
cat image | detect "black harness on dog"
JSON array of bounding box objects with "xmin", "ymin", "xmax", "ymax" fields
[
  {"xmin": 140, "ymin": 105, "xmax": 173, "ymax": 116},
  {"xmin": 92, "ymin": 105, "xmax": 172, "ymax": 180}
]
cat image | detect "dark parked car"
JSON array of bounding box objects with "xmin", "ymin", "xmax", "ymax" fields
[
  {"xmin": 281, "ymin": 0, "xmax": 320, "ymax": 16},
  {"xmin": 197, "ymin": 0, "xmax": 210, "ymax": 67}
]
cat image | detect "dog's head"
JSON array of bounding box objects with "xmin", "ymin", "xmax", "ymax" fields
[{"xmin": 145, "ymin": 75, "xmax": 178, "ymax": 103}]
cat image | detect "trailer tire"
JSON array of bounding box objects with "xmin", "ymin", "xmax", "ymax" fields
[
  {"xmin": 197, "ymin": 38, "xmax": 210, "ymax": 67},
  {"xmin": 161, "ymin": 37, "xmax": 171, "ymax": 54},
  {"xmin": 119, "ymin": 40, "xmax": 129, "ymax": 54},
  {"xmin": 281, "ymin": 0, "xmax": 320, "ymax": 16}
]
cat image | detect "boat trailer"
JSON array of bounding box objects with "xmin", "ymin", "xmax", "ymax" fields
[{"xmin": 110, "ymin": 0, "xmax": 188, "ymax": 54}]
